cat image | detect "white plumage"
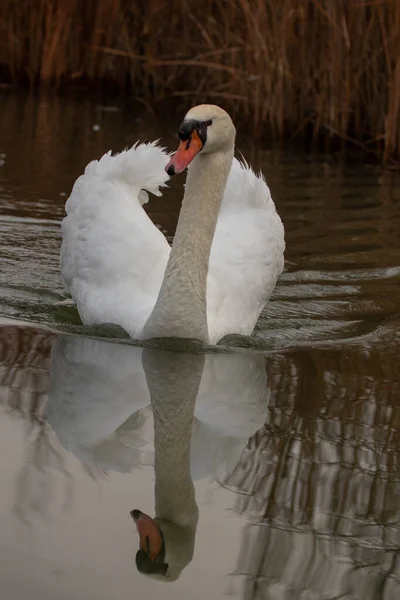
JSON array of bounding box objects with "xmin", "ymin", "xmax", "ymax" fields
[{"xmin": 61, "ymin": 141, "xmax": 284, "ymax": 344}]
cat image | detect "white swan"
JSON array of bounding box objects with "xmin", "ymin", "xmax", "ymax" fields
[{"xmin": 61, "ymin": 105, "xmax": 285, "ymax": 344}]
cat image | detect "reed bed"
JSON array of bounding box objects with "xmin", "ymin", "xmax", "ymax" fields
[{"xmin": 1, "ymin": 0, "xmax": 400, "ymax": 160}]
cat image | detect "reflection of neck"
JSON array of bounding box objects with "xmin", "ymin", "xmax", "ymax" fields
[
  {"xmin": 144, "ymin": 149, "xmax": 233, "ymax": 342},
  {"xmin": 142, "ymin": 349, "xmax": 204, "ymax": 527}
]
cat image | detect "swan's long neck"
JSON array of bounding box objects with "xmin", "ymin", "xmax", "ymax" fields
[
  {"xmin": 144, "ymin": 149, "xmax": 233, "ymax": 342},
  {"xmin": 143, "ymin": 350, "xmax": 204, "ymax": 528}
]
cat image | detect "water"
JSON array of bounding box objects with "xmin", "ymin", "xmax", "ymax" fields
[{"xmin": 0, "ymin": 91, "xmax": 399, "ymax": 599}]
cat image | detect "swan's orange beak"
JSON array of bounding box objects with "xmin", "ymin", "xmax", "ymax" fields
[
  {"xmin": 131, "ymin": 509, "xmax": 163, "ymax": 561},
  {"xmin": 165, "ymin": 129, "xmax": 203, "ymax": 176}
]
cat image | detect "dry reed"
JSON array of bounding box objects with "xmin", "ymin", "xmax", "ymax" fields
[{"xmin": 1, "ymin": 0, "xmax": 400, "ymax": 161}]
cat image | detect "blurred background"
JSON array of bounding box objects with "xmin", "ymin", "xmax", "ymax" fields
[{"xmin": 1, "ymin": 0, "xmax": 400, "ymax": 162}]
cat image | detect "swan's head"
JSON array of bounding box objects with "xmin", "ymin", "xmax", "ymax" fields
[
  {"xmin": 131, "ymin": 508, "xmax": 197, "ymax": 582},
  {"xmin": 166, "ymin": 104, "xmax": 235, "ymax": 176}
]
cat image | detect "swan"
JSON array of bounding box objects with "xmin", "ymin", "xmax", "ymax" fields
[
  {"xmin": 46, "ymin": 336, "xmax": 268, "ymax": 580},
  {"xmin": 61, "ymin": 104, "xmax": 285, "ymax": 344}
]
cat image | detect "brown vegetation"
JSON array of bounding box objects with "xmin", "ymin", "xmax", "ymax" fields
[{"xmin": 1, "ymin": 0, "xmax": 400, "ymax": 161}]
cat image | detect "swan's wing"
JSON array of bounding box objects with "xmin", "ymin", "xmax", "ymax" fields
[
  {"xmin": 207, "ymin": 158, "xmax": 285, "ymax": 343},
  {"xmin": 47, "ymin": 336, "xmax": 151, "ymax": 472},
  {"xmin": 61, "ymin": 142, "xmax": 171, "ymax": 338}
]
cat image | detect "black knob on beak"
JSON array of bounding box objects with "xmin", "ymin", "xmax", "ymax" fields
[{"xmin": 166, "ymin": 164, "xmax": 175, "ymax": 177}]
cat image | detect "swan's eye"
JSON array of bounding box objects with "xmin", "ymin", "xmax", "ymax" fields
[{"xmin": 205, "ymin": 119, "xmax": 213, "ymax": 126}]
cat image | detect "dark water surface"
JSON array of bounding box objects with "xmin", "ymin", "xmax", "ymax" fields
[{"xmin": 0, "ymin": 91, "xmax": 399, "ymax": 599}]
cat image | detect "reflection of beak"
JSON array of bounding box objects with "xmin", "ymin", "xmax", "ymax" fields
[
  {"xmin": 131, "ymin": 509, "xmax": 163, "ymax": 561},
  {"xmin": 165, "ymin": 129, "xmax": 204, "ymax": 176}
]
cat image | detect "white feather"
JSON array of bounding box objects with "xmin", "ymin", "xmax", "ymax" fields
[
  {"xmin": 207, "ymin": 158, "xmax": 285, "ymax": 341},
  {"xmin": 61, "ymin": 143, "xmax": 170, "ymax": 336}
]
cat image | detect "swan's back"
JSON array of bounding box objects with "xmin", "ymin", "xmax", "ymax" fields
[
  {"xmin": 61, "ymin": 143, "xmax": 171, "ymax": 337},
  {"xmin": 207, "ymin": 158, "xmax": 285, "ymax": 342}
]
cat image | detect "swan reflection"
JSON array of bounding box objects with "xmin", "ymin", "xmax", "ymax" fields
[
  {"xmin": 1, "ymin": 324, "xmax": 399, "ymax": 596},
  {"xmin": 47, "ymin": 335, "xmax": 268, "ymax": 580}
]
